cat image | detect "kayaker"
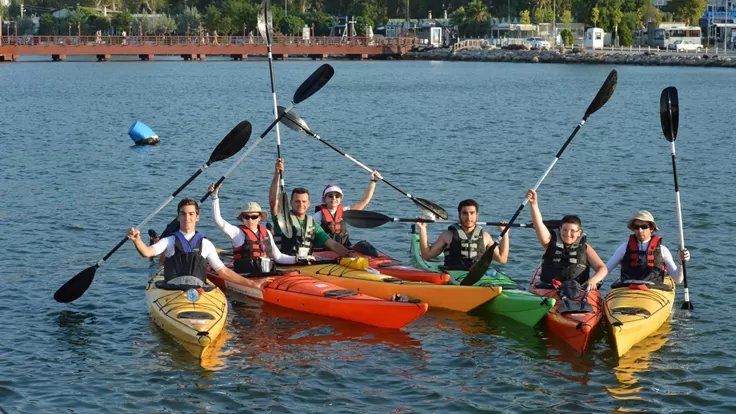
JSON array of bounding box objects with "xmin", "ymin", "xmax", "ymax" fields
[
  {"xmin": 312, "ymin": 171, "xmax": 381, "ymax": 248},
  {"xmin": 605, "ymin": 210, "xmax": 690, "ymax": 284},
  {"xmin": 269, "ymin": 158, "xmax": 352, "ymax": 258},
  {"xmin": 526, "ymin": 189, "xmax": 608, "ymax": 290},
  {"xmin": 415, "ymin": 199, "xmax": 510, "ymax": 269},
  {"xmin": 208, "ymin": 183, "xmax": 306, "ymax": 274},
  {"xmin": 126, "ymin": 198, "xmax": 246, "ymax": 287}
]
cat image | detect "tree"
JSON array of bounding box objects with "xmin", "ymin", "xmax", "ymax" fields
[
  {"xmin": 112, "ymin": 11, "xmax": 133, "ymax": 31},
  {"xmin": 17, "ymin": 16, "xmax": 35, "ymax": 35},
  {"xmin": 219, "ymin": 16, "xmax": 233, "ymax": 36},
  {"xmin": 204, "ymin": 4, "xmax": 221, "ymax": 32},
  {"xmin": 39, "ymin": 14, "xmax": 57, "ymax": 35},
  {"xmin": 561, "ymin": 10, "xmax": 572, "ymax": 28},
  {"xmin": 464, "ymin": 0, "xmax": 490, "ymax": 37},
  {"xmin": 664, "ymin": 0, "xmax": 708, "ymax": 26},
  {"xmin": 520, "ymin": 9, "xmax": 531, "ymax": 24},
  {"xmin": 639, "ymin": 0, "xmax": 662, "ymax": 26},
  {"xmin": 354, "ymin": 15, "xmax": 374, "ymax": 35},
  {"xmin": 591, "ymin": 6, "xmax": 599, "ymax": 26},
  {"xmin": 560, "ymin": 28, "xmax": 574, "ymax": 45},
  {"xmin": 174, "ymin": 7, "xmax": 199, "ymax": 34},
  {"xmin": 279, "ymin": 14, "xmax": 304, "ymax": 35},
  {"xmin": 534, "ymin": 5, "xmax": 554, "ymax": 23},
  {"xmin": 302, "ymin": 11, "xmax": 333, "ymax": 36},
  {"xmin": 619, "ymin": 23, "xmax": 632, "ymax": 45}
]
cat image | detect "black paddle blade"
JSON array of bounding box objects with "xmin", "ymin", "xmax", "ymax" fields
[
  {"xmin": 681, "ymin": 301, "xmax": 693, "ymax": 310},
  {"xmin": 660, "ymin": 86, "xmax": 679, "ymax": 142},
  {"xmin": 584, "ymin": 70, "xmax": 617, "ymax": 119},
  {"xmin": 278, "ymin": 106, "xmax": 311, "ymax": 134},
  {"xmin": 160, "ymin": 216, "xmax": 180, "ymax": 238},
  {"xmin": 293, "ymin": 64, "xmax": 335, "ymax": 104},
  {"xmin": 343, "ymin": 210, "xmax": 392, "ymax": 229},
  {"xmin": 54, "ymin": 266, "xmax": 97, "ymax": 303},
  {"xmin": 277, "ymin": 189, "xmax": 293, "ymax": 238},
  {"xmin": 414, "ymin": 197, "xmax": 449, "ymax": 221},
  {"xmin": 208, "ymin": 121, "xmax": 252, "ymax": 163}
]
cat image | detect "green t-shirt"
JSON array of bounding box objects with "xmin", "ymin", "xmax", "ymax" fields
[{"xmin": 271, "ymin": 216, "xmax": 330, "ymax": 249}]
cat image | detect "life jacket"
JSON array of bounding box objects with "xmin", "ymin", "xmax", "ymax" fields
[
  {"xmin": 232, "ymin": 224, "xmax": 273, "ymax": 274},
  {"xmin": 443, "ymin": 224, "xmax": 486, "ymax": 270},
  {"xmin": 315, "ymin": 205, "xmax": 350, "ymax": 247},
  {"xmin": 540, "ymin": 229, "xmax": 590, "ymax": 283},
  {"xmin": 163, "ymin": 231, "xmax": 207, "ymax": 283},
  {"xmin": 275, "ymin": 213, "xmax": 316, "ymax": 256},
  {"xmin": 621, "ymin": 235, "xmax": 666, "ymax": 283}
]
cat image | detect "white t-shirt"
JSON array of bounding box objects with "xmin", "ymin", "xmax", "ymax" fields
[
  {"xmin": 312, "ymin": 206, "xmax": 351, "ymax": 224},
  {"xmin": 151, "ymin": 231, "xmax": 225, "ymax": 271},
  {"xmin": 606, "ymin": 238, "xmax": 681, "ymax": 284},
  {"xmin": 212, "ymin": 198, "xmax": 297, "ymax": 264}
]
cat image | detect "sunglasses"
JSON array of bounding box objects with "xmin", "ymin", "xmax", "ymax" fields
[
  {"xmin": 326, "ymin": 193, "xmax": 342, "ymax": 199},
  {"xmin": 632, "ymin": 224, "xmax": 650, "ymax": 230},
  {"xmin": 242, "ymin": 215, "xmax": 260, "ymax": 220}
]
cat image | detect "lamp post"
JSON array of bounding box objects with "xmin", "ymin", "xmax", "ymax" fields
[{"xmin": 553, "ymin": 0, "xmax": 556, "ymax": 45}]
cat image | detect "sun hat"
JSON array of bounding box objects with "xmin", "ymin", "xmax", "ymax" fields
[
  {"xmin": 321, "ymin": 184, "xmax": 344, "ymax": 203},
  {"xmin": 236, "ymin": 202, "xmax": 268, "ymax": 221},
  {"xmin": 627, "ymin": 210, "xmax": 659, "ymax": 232}
]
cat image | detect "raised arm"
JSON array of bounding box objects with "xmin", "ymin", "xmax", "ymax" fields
[
  {"xmin": 416, "ymin": 222, "xmax": 449, "ymax": 260},
  {"xmin": 485, "ymin": 226, "xmax": 510, "ymax": 264},
  {"xmin": 269, "ymin": 158, "xmax": 283, "ymax": 216},
  {"xmin": 526, "ymin": 189, "xmax": 551, "ymax": 248},
  {"xmin": 209, "ymin": 184, "xmax": 242, "ymax": 241},
  {"xmin": 350, "ymin": 170, "xmax": 380, "ymax": 210},
  {"xmin": 127, "ymin": 227, "xmax": 159, "ymax": 258}
]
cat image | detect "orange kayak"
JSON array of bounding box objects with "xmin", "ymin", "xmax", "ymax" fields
[
  {"xmin": 528, "ymin": 265, "xmax": 603, "ymax": 353},
  {"xmin": 315, "ymin": 241, "xmax": 450, "ymax": 284},
  {"xmin": 206, "ymin": 265, "xmax": 428, "ymax": 330}
]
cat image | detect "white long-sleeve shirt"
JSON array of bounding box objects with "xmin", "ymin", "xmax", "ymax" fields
[
  {"xmin": 606, "ymin": 238, "xmax": 682, "ymax": 284},
  {"xmin": 151, "ymin": 231, "xmax": 225, "ymax": 271},
  {"xmin": 211, "ymin": 198, "xmax": 297, "ymax": 265}
]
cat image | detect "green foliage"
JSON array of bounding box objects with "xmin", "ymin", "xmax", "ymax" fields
[
  {"xmin": 534, "ymin": 5, "xmax": 554, "ymax": 23},
  {"xmin": 561, "ymin": 10, "xmax": 572, "ymax": 28},
  {"xmin": 591, "ymin": 6, "xmax": 599, "ymax": 26},
  {"xmin": 664, "ymin": 0, "xmax": 708, "ymax": 25},
  {"xmin": 619, "ymin": 23, "xmax": 633, "ymax": 45},
  {"xmin": 219, "ymin": 16, "xmax": 233, "ymax": 35},
  {"xmin": 354, "ymin": 15, "xmax": 374, "ymax": 36},
  {"xmin": 639, "ymin": 0, "xmax": 662, "ymax": 26},
  {"xmin": 302, "ymin": 11, "xmax": 333, "ymax": 36},
  {"xmin": 112, "ymin": 11, "xmax": 134, "ymax": 30},
  {"xmin": 174, "ymin": 7, "xmax": 200, "ymax": 34},
  {"xmin": 89, "ymin": 15, "xmax": 111, "ymax": 32},
  {"xmin": 204, "ymin": 4, "xmax": 221, "ymax": 32},
  {"xmin": 280, "ymin": 14, "xmax": 304, "ymax": 35},
  {"xmin": 449, "ymin": 0, "xmax": 490, "ymax": 37},
  {"xmin": 520, "ymin": 9, "xmax": 531, "ymax": 24},
  {"xmin": 17, "ymin": 16, "xmax": 35, "ymax": 35},
  {"xmin": 39, "ymin": 14, "xmax": 57, "ymax": 35},
  {"xmin": 560, "ymin": 28, "xmax": 574, "ymax": 45}
]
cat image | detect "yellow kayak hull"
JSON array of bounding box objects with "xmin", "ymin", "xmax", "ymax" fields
[
  {"xmin": 284, "ymin": 262, "xmax": 500, "ymax": 313},
  {"xmin": 604, "ymin": 277, "xmax": 675, "ymax": 357},
  {"xmin": 146, "ymin": 273, "xmax": 228, "ymax": 359}
]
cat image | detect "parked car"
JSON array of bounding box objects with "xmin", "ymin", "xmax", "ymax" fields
[
  {"xmin": 522, "ymin": 37, "xmax": 552, "ymax": 50},
  {"xmin": 667, "ymin": 40, "xmax": 703, "ymax": 52}
]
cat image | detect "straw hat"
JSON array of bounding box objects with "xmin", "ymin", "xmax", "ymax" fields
[
  {"xmin": 627, "ymin": 210, "xmax": 659, "ymax": 232},
  {"xmin": 236, "ymin": 202, "xmax": 268, "ymax": 221}
]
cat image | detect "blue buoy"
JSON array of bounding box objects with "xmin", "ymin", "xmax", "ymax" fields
[{"xmin": 128, "ymin": 120, "xmax": 160, "ymax": 145}]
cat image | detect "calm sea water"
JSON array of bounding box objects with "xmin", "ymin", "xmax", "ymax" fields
[{"xmin": 1, "ymin": 59, "xmax": 735, "ymax": 413}]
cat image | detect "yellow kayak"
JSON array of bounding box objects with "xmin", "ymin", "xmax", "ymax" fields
[
  {"xmin": 283, "ymin": 260, "xmax": 501, "ymax": 313},
  {"xmin": 146, "ymin": 272, "xmax": 228, "ymax": 359},
  {"xmin": 604, "ymin": 277, "xmax": 675, "ymax": 357}
]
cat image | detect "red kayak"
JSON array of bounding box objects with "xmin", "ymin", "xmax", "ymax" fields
[
  {"xmin": 528, "ymin": 265, "xmax": 603, "ymax": 353},
  {"xmin": 316, "ymin": 240, "xmax": 450, "ymax": 285},
  {"xmin": 207, "ymin": 264, "xmax": 428, "ymax": 330}
]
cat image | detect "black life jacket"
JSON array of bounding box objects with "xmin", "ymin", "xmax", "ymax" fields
[
  {"xmin": 621, "ymin": 235, "xmax": 666, "ymax": 283},
  {"xmin": 275, "ymin": 213, "xmax": 316, "ymax": 256},
  {"xmin": 163, "ymin": 231, "xmax": 207, "ymax": 283},
  {"xmin": 232, "ymin": 224, "xmax": 273, "ymax": 274},
  {"xmin": 315, "ymin": 205, "xmax": 351, "ymax": 247},
  {"xmin": 443, "ymin": 224, "xmax": 486, "ymax": 270},
  {"xmin": 540, "ymin": 229, "xmax": 590, "ymax": 283}
]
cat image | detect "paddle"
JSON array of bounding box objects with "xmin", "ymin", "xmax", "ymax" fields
[
  {"xmin": 159, "ymin": 64, "xmax": 336, "ymax": 238},
  {"xmin": 660, "ymin": 86, "xmax": 692, "ymax": 311},
  {"xmin": 257, "ymin": 0, "xmax": 292, "ymax": 239},
  {"xmin": 341, "ymin": 209, "xmax": 562, "ymax": 229},
  {"xmin": 53, "ymin": 121, "xmax": 253, "ymax": 303},
  {"xmin": 461, "ymin": 70, "xmax": 618, "ymax": 286},
  {"xmin": 276, "ymin": 107, "xmax": 449, "ymax": 220}
]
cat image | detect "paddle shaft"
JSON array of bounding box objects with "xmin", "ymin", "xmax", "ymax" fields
[
  {"xmin": 670, "ymin": 137, "xmax": 691, "ymax": 308},
  {"xmin": 377, "ymin": 217, "xmax": 535, "ymax": 227}
]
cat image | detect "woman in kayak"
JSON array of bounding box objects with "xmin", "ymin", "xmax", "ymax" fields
[
  {"xmin": 526, "ymin": 189, "xmax": 608, "ymax": 290},
  {"xmin": 605, "ymin": 210, "xmax": 690, "ymax": 284},
  {"xmin": 312, "ymin": 169, "xmax": 382, "ymax": 248},
  {"xmin": 209, "ymin": 183, "xmax": 305, "ymax": 274}
]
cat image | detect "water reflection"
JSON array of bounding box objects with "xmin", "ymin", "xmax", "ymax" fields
[{"xmin": 54, "ymin": 310, "xmax": 96, "ymax": 350}]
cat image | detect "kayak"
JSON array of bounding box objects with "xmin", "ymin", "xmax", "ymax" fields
[
  {"xmin": 528, "ymin": 264, "xmax": 604, "ymax": 353},
  {"xmin": 288, "ymin": 260, "xmax": 501, "ymax": 313},
  {"xmin": 604, "ymin": 277, "xmax": 675, "ymax": 357},
  {"xmin": 146, "ymin": 271, "xmax": 228, "ymax": 359},
  {"xmin": 128, "ymin": 120, "xmax": 160, "ymax": 145},
  {"xmin": 409, "ymin": 231, "xmax": 554, "ymax": 326},
  {"xmin": 315, "ymin": 240, "xmax": 450, "ymax": 284},
  {"xmin": 207, "ymin": 265, "xmax": 428, "ymax": 330}
]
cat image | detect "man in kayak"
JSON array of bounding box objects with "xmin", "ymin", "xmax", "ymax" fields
[
  {"xmin": 526, "ymin": 189, "xmax": 608, "ymax": 290},
  {"xmin": 415, "ymin": 199, "xmax": 510, "ymax": 270},
  {"xmin": 209, "ymin": 183, "xmax": 306, "ymax": 273},
  {"xmin": 127, "ymin": 198, "xmax": 246, "ymax": 286},
  {"xmin": 269, "ymin": 159, "xmax": 352, "ymax": 258},
  {"xmin": 605, "ymin": 210, "xmax": 690, "ymax": 284},
  {"xmin": 312, "ymin": 171, "xmax": 381, "ymax": 248}
]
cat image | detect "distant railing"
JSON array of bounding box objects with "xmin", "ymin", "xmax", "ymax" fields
[{"xmin": 451, "ymin": 39, "xmax": 489, "ymax": 51}]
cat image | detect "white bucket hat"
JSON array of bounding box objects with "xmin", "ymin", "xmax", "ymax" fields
[
  {"xmin": 236, "ymin": 202, "xmax": 268, "ymax": 221},
  {"xmin": 627, "ymin": 210, "xmax": 659, "ymax": 232}
]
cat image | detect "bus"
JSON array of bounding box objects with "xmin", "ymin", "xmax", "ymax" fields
[{"xmin": 653, "ymin": 26, "xmax": 702, "ymax": 49}]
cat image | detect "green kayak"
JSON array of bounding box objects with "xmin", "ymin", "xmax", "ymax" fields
[{"xmin": 410, "ymin": 231, "xmax": 554, "ymax": 327}]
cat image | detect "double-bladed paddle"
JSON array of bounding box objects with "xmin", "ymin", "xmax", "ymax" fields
[
  {"xmin": 461, "ymin": 70, "xmax": 618, "ymax": 286},
  {"xmin": 53, "ymin": 121, "xmax": 253, "ymax": 303},
  {"xmin": 276, "ymin": 108, "xmax": 449, "ymax": 220},
  {"xmin": 660, "ymin": 86, "xmax": 692, "ymax": 311},
  {"xmin": 159, "ymin": 64, "xmax": 336, "ymax": 238},
  {"xmin": 258, "ymin": 0, "xmax": 292, "ymax": 238},
  {"xmin": 342, "ymin": 209, "xmax": 562, "ymax": 229}
]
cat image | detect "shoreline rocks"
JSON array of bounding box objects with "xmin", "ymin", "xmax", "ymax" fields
[{"xmin": 405, "ymin": 48, "xmax": 736, "ymax": 68}]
